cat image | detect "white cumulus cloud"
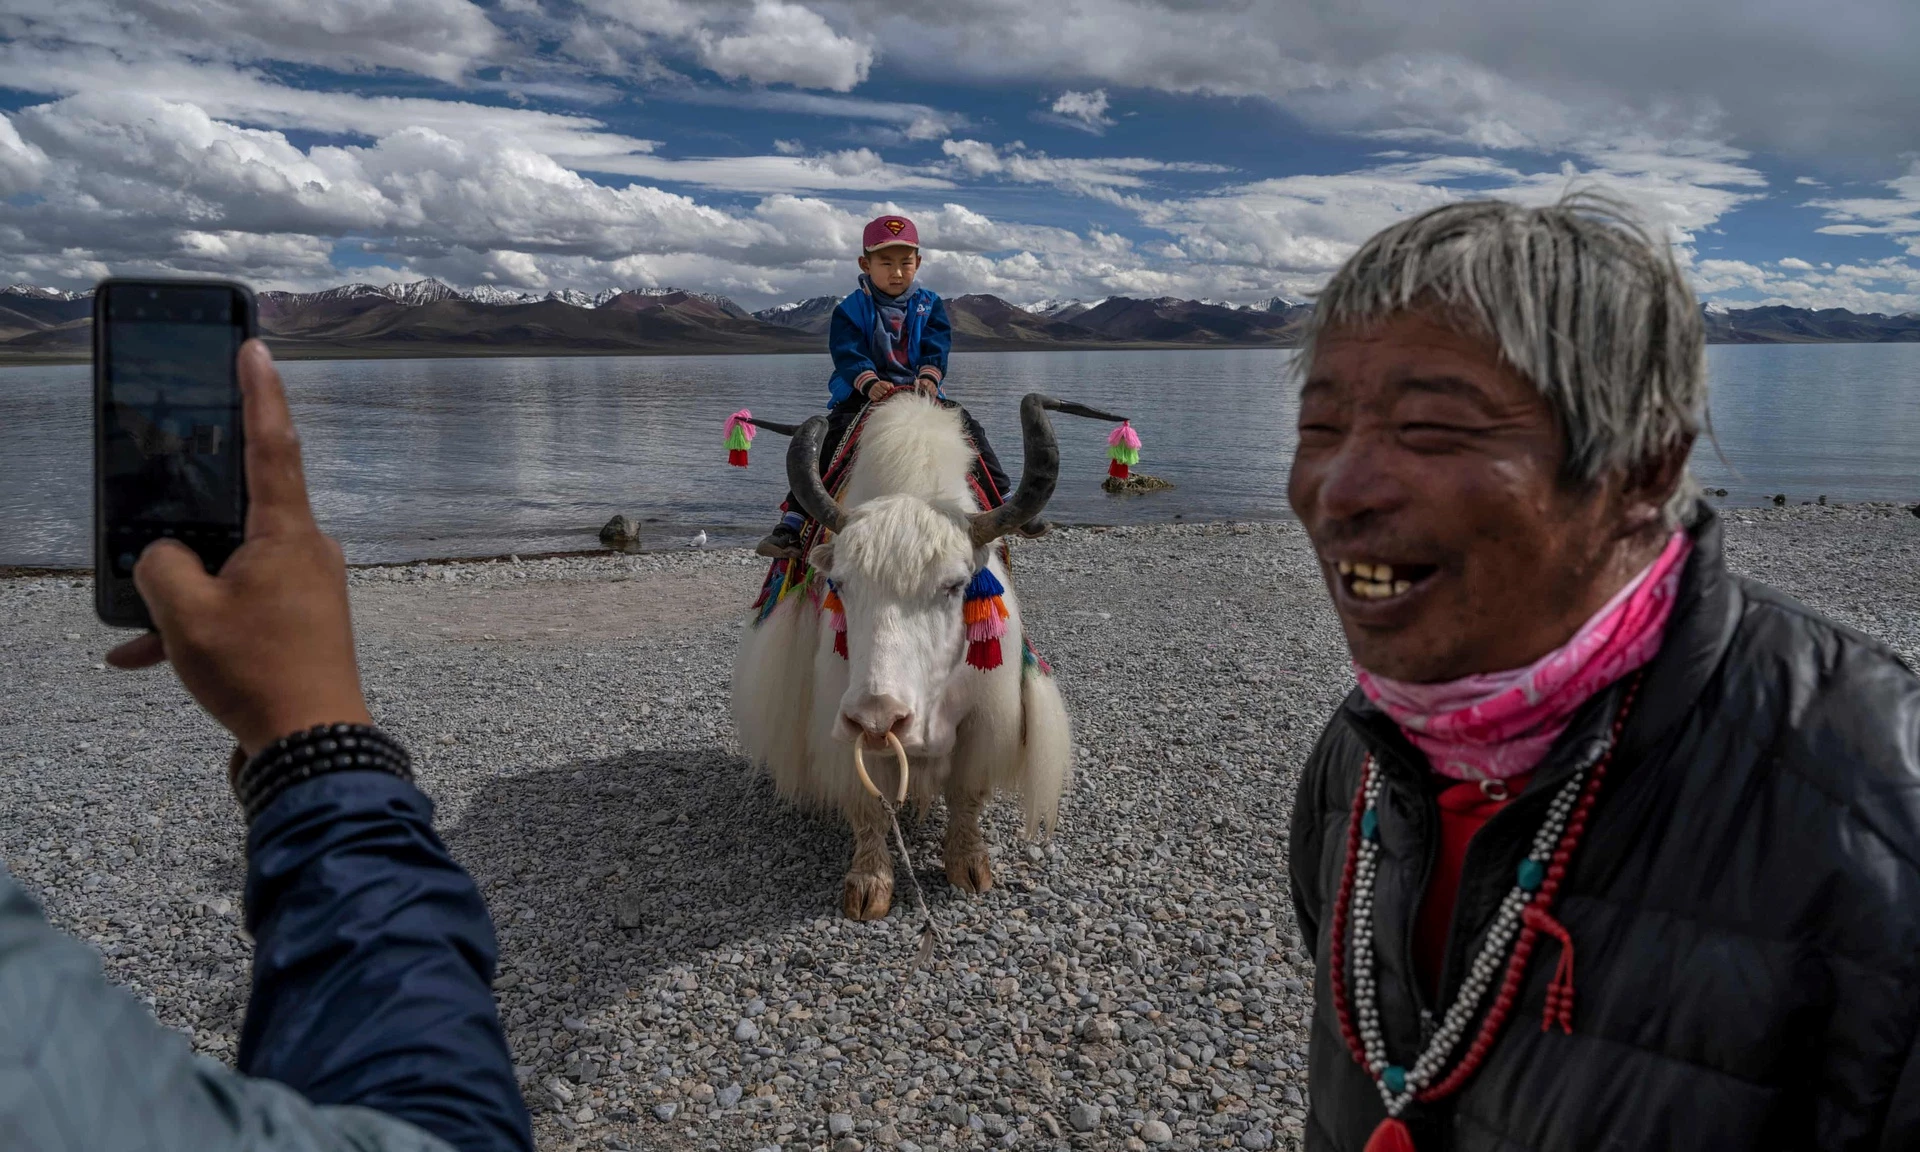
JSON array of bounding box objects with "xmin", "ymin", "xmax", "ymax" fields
[
  {"xmin": 697, "ymin": 0, "xmax": 874, "ymax": 91},
  {"xmin": 1048, "ymin": 89, "xmax": 1114, "ymax": 133}
]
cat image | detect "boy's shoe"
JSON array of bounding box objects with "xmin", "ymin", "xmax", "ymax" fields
[{"xmin": 756, "ymin": 523, "xmax": 804, "ymax": 559}]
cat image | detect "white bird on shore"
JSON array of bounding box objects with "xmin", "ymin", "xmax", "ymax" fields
[{"xmin": 689, "ymin": 531, "xmax": 708, "ymax": 548}]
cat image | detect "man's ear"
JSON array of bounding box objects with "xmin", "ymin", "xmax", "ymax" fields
[{"xmin": 1616, "ymin": 435, "xmax": 1695, "ymax": 536}]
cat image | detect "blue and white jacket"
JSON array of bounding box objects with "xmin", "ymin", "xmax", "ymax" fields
[{"xmin": 826, "ymin": 279, "xmax": 952, "ymax": 408}]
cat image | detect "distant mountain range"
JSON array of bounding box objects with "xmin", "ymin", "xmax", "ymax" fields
[{"xmin": 3, "ymin": 279, "xmax": 1916, "ymax": 361}]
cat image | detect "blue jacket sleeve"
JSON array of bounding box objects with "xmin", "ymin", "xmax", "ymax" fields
[
  {"xmin": 828, "ymin": 297, "xmax": 878, "ymax": 408},
  {"xmin": 0, "ymin": 862, "xmax": 455, "ymax": 1152},
  {"xmin": 239, "ymin": 771, "xmax": 532, "ymax": 1152},
  {"xmin": 917, "ymin": 295, "xmax": 951, "ymax": 384}
]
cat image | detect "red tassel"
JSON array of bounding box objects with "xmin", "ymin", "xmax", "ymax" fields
[
  {"xmin": 833, "ymin": 629, "xmax": 848, "ymax": 659},
  {"xmin": 1108, "ymin": 459, "xmax": 1129, "ymax": 480},
  {"xmin": 1364, "ymin": 1117, "xmax": 1416, "ymax": 1152},
  {"xmin": 966, "ymin": 637, "xmax": 1002, "ymax": 670},
  {"xmin": 728, "ymin": 449, "xmax": 749, "ymax": 467},
  {"xmin": 1522, "ymin": 904, "xmax": 1577, "ymax": 1034}
]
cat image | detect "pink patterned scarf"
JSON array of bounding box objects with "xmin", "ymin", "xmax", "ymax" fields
[{"xmin": 1355, "ymin": 531, "xmax": 1691, "ymax": 781}]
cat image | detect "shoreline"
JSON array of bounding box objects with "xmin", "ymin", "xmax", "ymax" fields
[{"xmin": 8, "ymin": 503, "xmax": 1914, "ymax": 580}]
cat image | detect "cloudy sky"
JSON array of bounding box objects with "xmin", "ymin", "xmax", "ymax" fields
[{"xmin": 2, "ymin": 0, "xmax": 1917, "ymax": 311}]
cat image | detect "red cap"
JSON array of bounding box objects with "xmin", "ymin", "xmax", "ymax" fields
[{"xmin": 862, "ymin": 215, "xmax": 919, "ymax": 253}]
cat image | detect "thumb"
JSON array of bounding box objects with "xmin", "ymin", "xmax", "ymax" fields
[{"xmin": 132, "ymin": 538, "xmax": 218, "ymax": 634}]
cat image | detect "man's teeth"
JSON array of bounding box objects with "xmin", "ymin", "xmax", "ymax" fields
[{"xmin": 1335, "ymin": 560, "xmax": 1418, "ymax": 600}]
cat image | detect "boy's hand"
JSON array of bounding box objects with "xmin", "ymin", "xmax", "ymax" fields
[
  {"xmin": 106, "ymin": 340, "xmax": 373, "ymax": 757},
  {"xmin": 869, "ymin": 382, "xmax": 897, "ymax": 402},
  {"xmin": 914, "ymin": 377, "xmax": 939, "ymax": 399}
]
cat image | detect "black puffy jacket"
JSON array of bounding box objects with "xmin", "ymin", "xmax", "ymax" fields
[{"xmin": 1289, "ymin": 508, "xmax": 1920, "ymax": 1150}]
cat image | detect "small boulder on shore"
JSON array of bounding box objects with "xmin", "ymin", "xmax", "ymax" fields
[
  {"xmin": 599, "ymin": 515, "xmax": 641, "ymax": 548},
  {"xmin": 1103, "ymin": 473, "xmax": 1175, "ymax": 495}
]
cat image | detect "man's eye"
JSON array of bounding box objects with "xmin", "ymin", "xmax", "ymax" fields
[{"xmin": 1399, "ymin": 422, "xmax": 1480, "ymax": 448}]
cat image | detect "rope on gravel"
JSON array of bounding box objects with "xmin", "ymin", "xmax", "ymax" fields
[{"xmin": 854, "ymin": 733, "xmax": 943, "ymax": 971}]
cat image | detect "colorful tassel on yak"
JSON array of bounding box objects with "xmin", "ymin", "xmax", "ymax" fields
[
  {"xmin": 963, "ymin": 567, "xmax": 1009, "ymax": 670},
  {"xmin": 1107, "ymin": 420, "xmax": 1142, "ymax": 480},
  {"xmin": 823, "ymin": 581, "xmax": 848, "ymax": 659},
  {"xmin": 723, "ymin": 409, "xmax": 756, "ymax": 467}
]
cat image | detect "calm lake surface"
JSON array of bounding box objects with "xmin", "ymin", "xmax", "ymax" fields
[{"xmin": 4, "ymin": 344, "xmax": 1918, "ymax": 567}]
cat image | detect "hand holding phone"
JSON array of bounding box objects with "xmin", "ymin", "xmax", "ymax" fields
[{"xmin": 106, "ymin": 341, "xmax": 372, "ymax": 758}]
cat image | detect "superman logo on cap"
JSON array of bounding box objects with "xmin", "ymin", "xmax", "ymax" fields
[{"xmin": 884, "ymin": 219, "xmax": 906, "ymax": 235}]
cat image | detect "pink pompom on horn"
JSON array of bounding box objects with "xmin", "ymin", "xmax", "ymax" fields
[
  {"xmin": 1107, "ymin": 421, "xmax": 1141, "ymax": 450},
  {"xmin": 723, "ymin": 409, "xmax": 757, "ymax": 441}
]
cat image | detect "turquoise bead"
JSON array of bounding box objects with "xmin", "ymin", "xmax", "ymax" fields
[
  {"xmin": 1361, "ymin": 808, "xmax": 1379, "ymax": 842},
  {"xmin": 1383, "ymin": 1065, "xmax": 1407, "ymax": 1093},
  {"xmin": 1517, "ymin": 859, "xmax": 1545, "ymax": 891}
]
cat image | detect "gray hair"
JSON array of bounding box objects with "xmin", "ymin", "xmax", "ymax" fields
[{"xmin": 1300, "ymin": 192, "xmax": 1706, "ymax": 524}]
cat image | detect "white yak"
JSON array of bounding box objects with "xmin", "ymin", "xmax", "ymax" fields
[{"xmin": 731, "ymin": 393, "xmax": 1090, "ymax": 919}]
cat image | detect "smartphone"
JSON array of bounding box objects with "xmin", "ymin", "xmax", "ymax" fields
[{"xmin": 94, "ymin": 279, "xmax": 256, "ymax": 628}]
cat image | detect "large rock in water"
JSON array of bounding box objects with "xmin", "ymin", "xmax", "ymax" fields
[
  {"xmin": 1102, "ymin": 473, "xmax": 1174, "ymax": 495},
  {"xmin": 599, "ymin": 515, "xmax": 641, "ymax": 547}
]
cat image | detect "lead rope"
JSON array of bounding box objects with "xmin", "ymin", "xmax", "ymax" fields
[{"xmin": 854, "ymin": 733, "xmax": 944, "ymax": 971}]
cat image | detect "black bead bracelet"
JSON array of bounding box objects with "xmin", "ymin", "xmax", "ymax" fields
[{"xmin": 234, "ymin": 722, "xmax": 413, "ymax": 823}]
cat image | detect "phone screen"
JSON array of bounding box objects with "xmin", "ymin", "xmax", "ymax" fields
[{"xmin": 95, "ymin": 281, "xmax": 251, "ymax": 626}]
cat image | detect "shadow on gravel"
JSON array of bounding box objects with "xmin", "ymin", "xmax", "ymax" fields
[{"xmin": 445, "ymin": 747, "xmax": 940, "ymax": 974}]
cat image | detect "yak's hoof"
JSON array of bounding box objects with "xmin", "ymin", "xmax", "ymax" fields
[
  {"xmin": 842, "ymin": 870, "xmax": 894, "ymax": 920},
  {"xmin": 944, "ymin": 846, "xmax": 994, "ymax": 894}
]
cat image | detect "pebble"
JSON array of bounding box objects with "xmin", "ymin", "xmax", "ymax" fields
[{"xmin": 3, "ymin": 513, "xmax": 1913, "ymax": 1152}]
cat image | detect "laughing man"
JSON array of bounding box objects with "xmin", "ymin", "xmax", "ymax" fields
[{"xmin": 1286, "ymin": 195, "xmax": 1920, "ymax": 1150}]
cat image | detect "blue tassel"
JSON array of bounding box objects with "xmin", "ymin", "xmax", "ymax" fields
[{"xmin": 965, "ymin": 567, "xmax": 1005, "ymax": 600}]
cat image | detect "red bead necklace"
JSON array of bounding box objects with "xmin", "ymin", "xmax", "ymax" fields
[{"xmin": 1330, "ymin": 675, "xmax": 1642, "ymax": 1151}]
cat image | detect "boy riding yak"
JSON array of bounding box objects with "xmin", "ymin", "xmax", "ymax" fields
[{"xmin": 756, "ymin": 214, "xmax": 1028, "ymax": 558}]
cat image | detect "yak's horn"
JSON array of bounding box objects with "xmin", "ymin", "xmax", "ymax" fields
[
  {"xmin": 968, "ymin": 394, "xmax": 1127, "ymax": 548},
  {"xmin": 743, "ymin": 416, "xmax": 804, "ymax": 437},
  {"xmin": 786, "ymin": 414, "xmax": 848, "ymax": 535}
]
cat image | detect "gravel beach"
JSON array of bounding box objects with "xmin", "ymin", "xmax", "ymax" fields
[{"xmin": 3, "ymin": 504, "xmax": 1916, "ymax": 1152}]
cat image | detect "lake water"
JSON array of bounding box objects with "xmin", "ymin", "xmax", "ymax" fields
[{"xmin": 3, "ymin": 344, "xmax": 1918, "ymax": 567}]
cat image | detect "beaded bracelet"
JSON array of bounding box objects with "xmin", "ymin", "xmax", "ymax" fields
[{"xmin": 233, "ymin": 722, "xmax": 413, "ymax": 823}]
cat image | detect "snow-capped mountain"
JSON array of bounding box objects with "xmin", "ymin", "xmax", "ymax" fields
[
  {"xmin": 1023, "ymin": 297, "xmax": 1108, "ymax": 321},
  {"xmin": 1, "ymin": 284, "xmax": 90, "ymax": 301},
  {"xmin": 752, "ymin": 295, "xmax": 838, "ymax": 333},
  {"xmin": 464, "ymin": 285, "xmax": 541, "ymax": 306},
  {"xmin": 382, "ymin": 278, "xmax": 462, "ymax": 306}
]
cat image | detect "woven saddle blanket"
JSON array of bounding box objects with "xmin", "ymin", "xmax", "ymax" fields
[{"xmin": 747, "ymin": 401, "xmax": 1051, "ymax": 676}]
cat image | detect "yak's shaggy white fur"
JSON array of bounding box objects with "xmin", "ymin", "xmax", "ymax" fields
[{"xmin": 730, "ymin": 397, "xmax": 1072, "ymax": 915}]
